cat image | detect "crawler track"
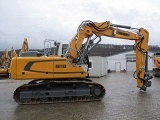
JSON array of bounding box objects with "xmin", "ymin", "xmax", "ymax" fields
[{"xmin": 14, "ymin": 78, "xmax": 105, "ymax": 104}]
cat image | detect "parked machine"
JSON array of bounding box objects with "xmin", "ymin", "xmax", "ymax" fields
[
  {"xmin": 10, "ymin": 47, "xmax": 17, "ymax": 58},
  {"xmin": 0, "ymin": 49, "xmax": 10, "ymax": 77},
  {"xmin": 10, "ymin": 20, "xmax": 152, "ymax": 104},
  {"xmin": 0, "ymin": 38, "xmax": 28, "ymax": 78},
  {"xmin": 153, "ymin": 53, "xmax": 160, "ymax": 77},
  {"xmin": 0, "ymin": 66, "xmax": 9, "ymax": 77}
]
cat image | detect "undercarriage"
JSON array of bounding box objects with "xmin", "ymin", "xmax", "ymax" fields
[{"xmin": 14, "ymin": 78, "xmax": 105, "ymax": 104}]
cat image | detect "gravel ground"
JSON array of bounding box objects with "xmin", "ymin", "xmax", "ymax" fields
[{"xmin": 0, "ymin": 72, "xmax": 160, "ymax": 120}]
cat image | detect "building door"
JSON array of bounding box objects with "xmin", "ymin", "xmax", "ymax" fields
[
  {"xmin": 115, "ymin": 62, "xmax": 121, "ymax": 72},
  {"xmin": 126, "ymin": 54, "xmax": 136, "ymax": 71}
]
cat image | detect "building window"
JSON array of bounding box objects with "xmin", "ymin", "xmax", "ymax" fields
[{"xmin": 126, "ymin": 55, "xmax": 136, "ymax": 62}]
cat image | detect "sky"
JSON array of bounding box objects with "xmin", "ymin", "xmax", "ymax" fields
[{"xmin": 0, "ymin": 0, "xmax": 159, "ymax": 51}]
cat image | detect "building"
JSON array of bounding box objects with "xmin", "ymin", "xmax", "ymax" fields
[
  {"xmin": 57, "ymin": 44, "xmax": 155, "ymax": 73},
  {"xmin": 106, "ymin": 51, "xmax": 154, "ymax": 72}
]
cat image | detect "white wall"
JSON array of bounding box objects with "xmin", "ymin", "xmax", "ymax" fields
[
  {"xmin": 89, "ymin": 56, "xmax": 108, "ymax": 77},
  {"xmin": 148, "ymin": 52, "xmax": 154, "ymax": 71},
  {"xmin": 107, "ymin": 51, "xmax": 134, "ymax": 71},
  {"xmin": 102, "ymin": 57, "xmax": 108, "ymax": 76}
]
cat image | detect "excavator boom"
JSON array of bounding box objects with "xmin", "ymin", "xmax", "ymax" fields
[{"xmin": 19, "ymin": 38, "xmax": 28, "ymax": 56}]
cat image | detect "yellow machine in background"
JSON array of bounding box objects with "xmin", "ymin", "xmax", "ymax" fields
[
  {"xmin": 10, "ymin": 20, "xmax": 153, "ymax": 104},
  {"xmin": 10, "ymin": 47, "xmax": 17, "ymax": 58},
  {"xmin": 0, "ymin": 66, "xmax": 9, "ymax": 77},
  {"xmin": 0, "ymin": 47, "xmax": 17, "ymax": 77},
  {"xmin": 0, "ymin": 49, "xmax": 10, "ymax": 77},
  {"xmin": 153, "ymin": 53, "xmax": 160, "ymax": 77},
  {"xmin": 18, "ymin": 38, "xmax": 28, "ymax": 56},
  {"xmin": 7, "ymin": 47, "xmax": 18, "ymax": 77},
  {"xmin": 0, "ymin": 38, "xmax": 28, "ymax": 77}
]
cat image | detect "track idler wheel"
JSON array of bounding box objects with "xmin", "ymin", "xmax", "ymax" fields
[{"xmin": 90, "ymin": 86, "xmax": 102, "ymax": 98}]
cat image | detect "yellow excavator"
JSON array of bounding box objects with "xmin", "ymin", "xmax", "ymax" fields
[
  {"xmin": 0, "ymin": 49, "xmax": 10, "ymax": 77},
  {"xmin": 153, "ymin": 53, "xmax": 160, "ymax": 77},
  {"xmin": 10, "ymin": 20, "xmax": 152, "ymax": 104},
  {"xmin": 0, "ymin": 57, "xmax": 7, "ymax": 76},
  {"xmin": 0, "ymin": 47, "xmax": 17, "ymax": 77}
]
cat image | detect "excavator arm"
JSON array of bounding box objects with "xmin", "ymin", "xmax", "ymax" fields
[
  {"xmin": 66, "ymin": 20, "xmax": 152, "ymax": 90},
  {"xmin": 11, "ymin": 47, "xmax": 17, "ymax": 59},
  {"xmin": 18, "ymin": 38, "xmax": 28, "ymax": 56}
]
